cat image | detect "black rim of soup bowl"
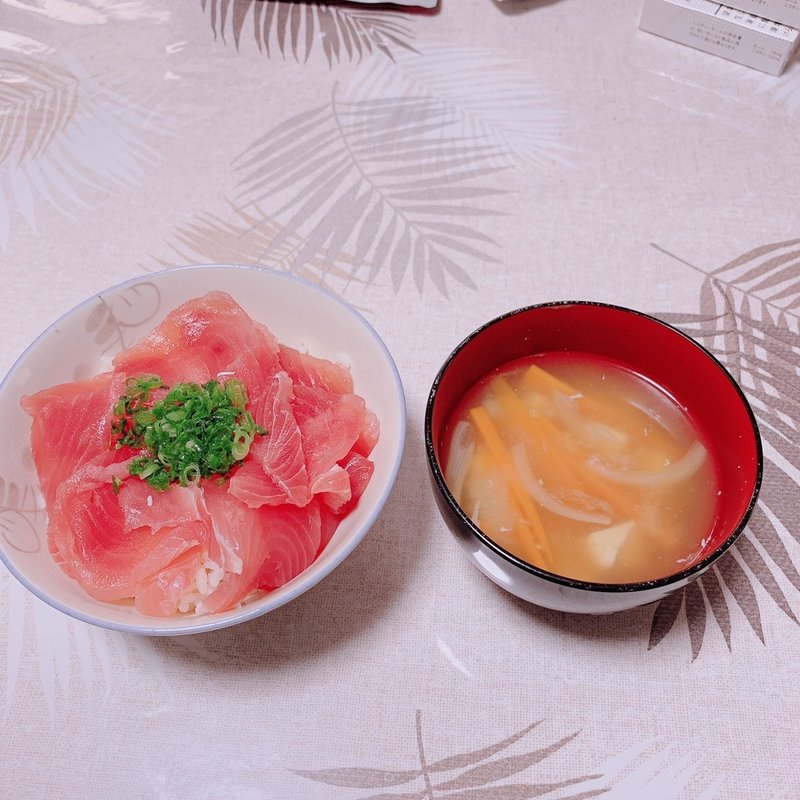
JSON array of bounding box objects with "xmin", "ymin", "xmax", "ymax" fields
[{"xmin": 424, "ymin": 300, "xmax": 764, "ymax": 595}]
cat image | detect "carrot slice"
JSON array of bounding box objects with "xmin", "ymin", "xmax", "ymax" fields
[
  {"xmin": 523, "ymin": 364, "xmax": 577, "ymax": 397},
  {"xmin": 468, "ymin": 405, "xmax": 553, "ymax": 569},
  {"xmin": 489, "ymin": 376, "xmax": 584, "ymax": 493},
  {"xmin": 468, "ymin": 445, "xmax": 542, "ymax": 567},
  {"xmin": 492, "ymin": 375, "xmax": 640, "ymax": 519}
]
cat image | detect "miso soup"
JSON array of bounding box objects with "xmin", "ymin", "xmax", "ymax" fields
[{"xmin": 442, "ymin": 353, "xmax": 720, "ymax": 583}]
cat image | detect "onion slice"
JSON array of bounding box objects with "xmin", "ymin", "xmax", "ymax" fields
[
  {"xmin": 587, "ymin": 441, "xmax": 708, "ymax": 488},
  {"xmin": 444, "ymin": 421, "xmax": 474, "ymax": 506},
  {"xmin": 550, "ymin": 391, "xmax": 628, "ymax": 453},
  {"xmin": 511, "ymin": 443, "xmax": 613, "ymax": 526}
]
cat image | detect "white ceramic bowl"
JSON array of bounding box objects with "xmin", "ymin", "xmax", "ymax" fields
[{"xmin": 0, "ymin": 265, "xmax": 406, "ymax": 635}]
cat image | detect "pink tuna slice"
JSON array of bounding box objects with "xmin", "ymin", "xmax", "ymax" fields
[
  {"xmin": 340, "ymin": 451, "xmax": 375, "ymax": 505},
  {"xmin": 317, "ymin": 503, "xmax": 342, "ymax": 555},
  {"xmin": 254, "ymin": 499, "xmax": 322, "ymax": 591},
  {"xmin": 117, "ymin": 481, "xmax": 205, "ymax": 535},
  {"xmin": 126, "ymin": 353, "xmax": 214, "ymax": 388},
  {"xmin": 278, "ymin": 344, "xmax": 354, "ymax": 394},
  {"xmin": 292, "ymin": 385, "xmax": 365, "ymax": 484},
  {"xmin": 113, "ymin": 291, "xmax": 266, "ymax": 380},
  {"xmin": 199, "ymin": 485, "xmax": 321, "ymax": 612},
  {"xmin": 227, "ymin": 370, "xmax": 310, "ymax": 508},
  {"xmin": 221, "ymin": 323, "xmax": 282, "ymax": 390},
  {"xmin": 355, "ymin": 409, "xmax": 380, "ymax": 457},
  {"xmin": 134, "ymin": 545, "xmax": 206, "ymax": 617},
  {"xmin": 309, "ymin": 465, "xmax": 352, "ymax": 513},
  {"xmin": 312, "ymin": 450, "xmax": 374, "ymax": 523},
  {"xmin": 49, "ymin": 478, "xmax": 209, "ymax": 603},
  {"xmin": 21, "ymin": 371, "xmax": 126, "ymax": 508}
]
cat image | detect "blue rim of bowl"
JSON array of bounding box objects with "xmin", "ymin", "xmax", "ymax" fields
[
  {"xmin": 424, "ymin": 300, "xmax": 764, "ymax": 595},
  {"xmin": 0, "ymin": 264, "xmax": 407, "ymax": 635}
]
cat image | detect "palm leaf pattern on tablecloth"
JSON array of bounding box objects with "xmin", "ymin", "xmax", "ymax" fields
[
  {"xmin": 1, "ymin": 570, "xmax": 172, "ymax": 721},
  {"xmin": 0, "ymin": 58, "xmax": 78, "ymax": 164},
  {"xmin": 291, "ymin": 712, "xmax": 723, "ymax": 798},
  {"xmin": 648, "ymin": 239, "xmax": 800, "ymax": 658},
  {"xmin": 144, "ymin": 200, "xmax": 365, "ymax": 297},
  {"xmin": 346, "ymin": 42, "xmax": 572, "ymax": 169},
  {"xmin": 151, "ymin": 45, "xmax": 568, "ymax": 296},
  {"xmin": 233, "ymin": 87, "xmax": 508, "ymax": 296},
  {"xmin": 0, "ymin": 49, "xmax": 158, "ymax": 248},
  {"xmin": 200, "ymin": 0, "xmax": 417, "ymax": 66},
  {"xmin": 293, "ymin": 713, "xmax": 608, "ymax": 799}
]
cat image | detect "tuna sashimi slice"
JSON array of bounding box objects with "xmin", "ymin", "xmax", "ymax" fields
[
  {"xmin": 134, "ymin": 545, "xmax": 206, "ymax": 617},
  {"xmin": 118, "ymin": 481, "xmax": 205, "ymax": 535},
  {"xmin": 292, "ymin": 385, "xmax": 365, "ymax": 483},
  {"xmin": 254, "ymin": 500, "xmax": 322, "ymax": 591},
  {"xmin": 310, "ymin": 465, "xmax": 352, "ymax": 513},
  {"xmin": 317, "ymin": 503, "xmax": 342, "ymax": 555},
  {"xmin": 198, "ymin": 485, "xmax": 268, "ymax": 612},
  {"xmin": 340, "ymin": 451, "xmax": 375, "ymax": 505},
  {"xmin": 227, "ymin": 459, "xmax": 305, "ymax": 509},
  {"xmin": 228, "ymin": 370, "xmax": 310, "ymax": 508},
  {"xmin": 121, "ymin": 352, "xmax": 214, "ymax": 388},
  {"xmin": 21, "ymin": 371, "xmax": 125, "ymax": 507},
  {"xmin": 50, "ymin": 479, "xmax": 208, "ymax": 603},
  {"xmin": 355, "ymin": 409, "xmax": 380, "ymax": 457},
  {"xmin": 200, "ymin": 486, "xmax": 321, "ymax": 612},
  {"xmin": 278, "ymin": 344, "xmax": 354, "ymax": 395},
  {"xmin": 113, "ymin": 291, "xmax": 266, "ymax": 380},
  {"xmin": 313, "ymin": 452, "xmax": 374, "ymax": 544},
  {"xmin": 220, "ymin": 325, "xmax": 282, "ymax": 394}
]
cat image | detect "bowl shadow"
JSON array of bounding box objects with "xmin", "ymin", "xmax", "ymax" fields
[{"xmin": 484, "ymin": 577, "xmax": 656, "ymax": 643}]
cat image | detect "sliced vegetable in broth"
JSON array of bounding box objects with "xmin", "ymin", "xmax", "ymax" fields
[{"xmin": 442, "ymin": 353, "xmax": 720, "ymax": 583}]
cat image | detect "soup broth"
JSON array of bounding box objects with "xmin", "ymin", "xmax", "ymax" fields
[{"xmin": 442, "ymin": 353, "xmax": 720, "ymax": 583}]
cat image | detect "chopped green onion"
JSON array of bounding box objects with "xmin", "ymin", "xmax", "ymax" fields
[
  {"xmin": 110, "ymin": 375, "xmax": 268, "ymax": 491},
  {"xmin": 181, "ymin": 463, "xmax": 201, "ymax": 486}
]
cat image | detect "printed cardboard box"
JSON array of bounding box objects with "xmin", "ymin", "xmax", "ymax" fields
[
  {"xmin": 717, "ymin": 0, "xmax": 800, "ymax": 29},
  {"xmin": 640, "ymin": 0, "xmax": 800, "ymax": 75}
]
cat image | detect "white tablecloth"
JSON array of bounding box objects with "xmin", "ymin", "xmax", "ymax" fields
[{"xmin": 1, "ymin": 1, "xmax": 799, "ymax": 797}]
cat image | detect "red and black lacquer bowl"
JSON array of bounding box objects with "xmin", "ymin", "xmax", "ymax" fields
[{"xmin": 424, "ymin": 301, "xmax": 762, "ymax": 614}]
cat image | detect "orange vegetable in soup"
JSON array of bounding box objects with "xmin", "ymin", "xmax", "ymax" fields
[{"xmin": 442, "ymin": 354, "xmax": 720, "ymax": 584}]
